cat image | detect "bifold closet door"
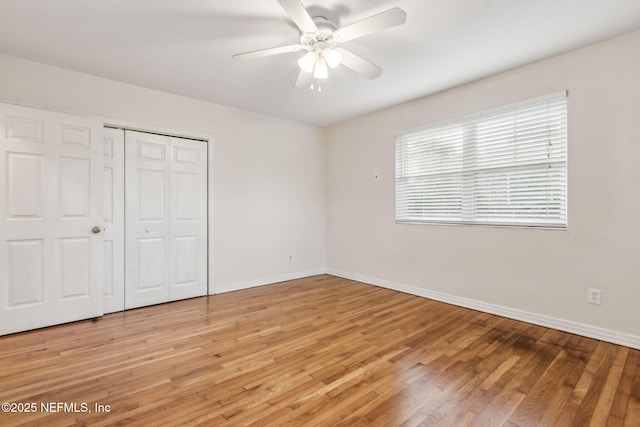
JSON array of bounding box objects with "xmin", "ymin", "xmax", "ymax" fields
[
  {"xmin": 0, "ymin": 103, "xmax": 104, "ymax": 335},
  {"xmin": 125, "ymin": 130, "xmax": 207, "ymax": 309},
  {"xmin": 103, "ymin": 128, "xmax": 125, "ymax": 313},
  {"xmin": 168, "ymin": 136, "xmax": 208, "ymax": 302}
]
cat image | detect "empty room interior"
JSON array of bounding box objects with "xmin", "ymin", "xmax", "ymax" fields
[{"xmin": 1, "ymin": 0, "xmax": 640, "ymax": 425}]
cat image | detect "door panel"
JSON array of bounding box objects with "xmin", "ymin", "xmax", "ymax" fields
[
  {"xmin": 60, "ymin": 237, "xmax": 91, "ymax": 298},
  {"xmin": 0, "ymin": 103, "xmax": 103, "ymax": 335},
  {"xmin": 102, "ymin": 128, "xmax": 125, "ymax": 313},
  {"xmin": 169, "ymin": 137, "xmax": 207, "ymax": 301},
  {"xmin": 5, "ymin": 115, "xmax": 44, "ymax": 142},
  {"xmin": 138, "ymin": 238, "xmax": 166, "ymax": 289},
  {"xmin": 59, "ymin": 157, "xmax": 91, "ymax": 216},
  {"xmin": 138, "ymin": 169, "xmax": 166, "ymax": 220},
  {"xmin": 125, "ymin": 131, "xmax": 171, "ymax": 309},
  {"xmin": 174, "ymin": 173, "xmax": 199, "ymax": 219},
  {"xmin": 7, "ymin": 240, "xmax": 44, "ymax": 306},
  {"xmin": 103, "ymin": 241, "xmax": 115, "ymax": 302},
  {"xmin": 174, "ymin": 236, "xmax": 198, "ymax": 284},
  {"xmin": 7, "ymin": 153, "xmax": 43, "ymax": 218}
]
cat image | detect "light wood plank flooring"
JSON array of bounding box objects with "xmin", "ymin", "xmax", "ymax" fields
[{"xmin": 0, "ymin": 275, "xmax": 639, "ymax": 426}]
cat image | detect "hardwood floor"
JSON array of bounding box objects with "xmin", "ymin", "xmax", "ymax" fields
[{"xmin": 0, "ymin": 274, "xmax": 638, "ymax": 426}]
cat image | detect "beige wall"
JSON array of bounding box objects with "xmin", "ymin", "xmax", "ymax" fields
[
  {"xmin": 326, "ymin": 30, "xmax": 640, "ymax": 338},
  {"xmin": 0, "ymin": 53, "xmax": 327, "ymax": 290}
]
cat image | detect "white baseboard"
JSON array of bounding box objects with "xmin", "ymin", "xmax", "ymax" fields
[
  {"xmin": 326, "ymin": 268, "xmax": 640, "ymax": 350},
  {"xmin": 214, "ymin": 269, "xmax": 326, "ymax": 294}
]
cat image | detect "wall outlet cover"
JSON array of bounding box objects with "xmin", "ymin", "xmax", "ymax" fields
[{"xmin": 588, "ymin": 288, "xmax": 602, "ymax": 305}]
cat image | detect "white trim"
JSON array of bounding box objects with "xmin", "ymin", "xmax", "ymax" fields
[
  {"xmin": 216, "ymin": 269, "xmax": 326, "ymax": 294},
  {"xmin": 207, "ymin": 134, "xmax": 215, "ymax": 296},
  {"xmin": 326, "ymin": 268, "xmax": 640, "ymax": 350}
]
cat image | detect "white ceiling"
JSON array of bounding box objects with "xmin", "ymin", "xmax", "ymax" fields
[{"xmin": 1, "ymin": 0, "xmax": 640, "ymax": 127}]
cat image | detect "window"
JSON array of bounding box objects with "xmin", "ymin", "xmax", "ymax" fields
[{"xmin": 395, "ymin": 92, "xmax": 567, "ymax": 228}]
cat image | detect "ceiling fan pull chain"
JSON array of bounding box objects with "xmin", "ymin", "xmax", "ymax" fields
[{"xmin": 309, "ymin": 78, "xmax": 322, "ymax": 93}]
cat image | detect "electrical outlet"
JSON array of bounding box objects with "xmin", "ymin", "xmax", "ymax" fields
[
  {"xmin": 588, "ymin": 288, "xmax": 602, "ymax": 305},
  {"xmin": 373, "ymin": 172, "xmax": 380, "ymax": 181},
  {"xmin": 288, "ymin": 254, "xmax": 293, "ymax": 262}
]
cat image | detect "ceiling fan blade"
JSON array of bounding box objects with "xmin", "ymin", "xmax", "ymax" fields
[
  {"xmin": 336, "ymin": 48, "xmax": 382, "ymax": 79},
  {"xmin": 233, "ymin": 44, "xmax": 302, "ymax": 60},
  {"xmin": 277, "ymin": 0, "xmax": 318, "ymax": 34},
  {"xmin": 334, "ymin": 7, "xmax": 407, "ymax": 42},
  {"xmin": 294, "ymin": 70, "xmax": 313, "ymax": 89}
]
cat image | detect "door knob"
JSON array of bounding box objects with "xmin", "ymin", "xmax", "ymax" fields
[{"xmin": 91, "ymin": 226, "xmax": 102, "ymax": 234}]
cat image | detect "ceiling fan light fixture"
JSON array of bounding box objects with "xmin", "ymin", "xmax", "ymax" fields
[
  {"xmin": 324, "ymin": 48, "xmax": 342, "ymax": 69},
  {"xmin": 298, "ymin": 51, "xmax": 316, "ymax": 73},
  {"xmin": 313, "ymin": 56, "xmax": 329, "ymax": 79},
  {"xmin": 234, "ymin": 2, "xmax": 406, "ymax": 88}
]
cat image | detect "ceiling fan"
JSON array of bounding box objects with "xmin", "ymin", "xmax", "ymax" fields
[{"xmin": 233, "ymin": 0, "xmax": 407, "ymax": 91}]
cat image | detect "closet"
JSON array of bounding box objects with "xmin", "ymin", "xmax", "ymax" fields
[
  {"xmin": 0, "ymin": 102, "xmax": 208, "ymax": 336},
  {"xmin": 104, "ymin": 128, "xmax": 208, "ymax": 312}
]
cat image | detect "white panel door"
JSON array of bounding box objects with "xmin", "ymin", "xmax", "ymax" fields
[
  {"xmin": 125, "ymin": 131, "xmax": 207, "ymax": 309},
  {"xmin": 125, "ymin": 131, "xmax": 171, "ymax": 309},
  {"xmin": 169, "ymin": 136, "xmax": 207, "ymax": 301},
  {"xmin": 103, "ymin": 128, "xmax": 125, "ymax": 313},
  {"xmin": 0, "ymin": 103, "xmax": 103, "ymax": 335}
]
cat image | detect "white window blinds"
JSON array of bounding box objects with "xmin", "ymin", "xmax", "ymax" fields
[{"xmin": 396, "ymin": 92, "xmax": 567, "ymax": 228}]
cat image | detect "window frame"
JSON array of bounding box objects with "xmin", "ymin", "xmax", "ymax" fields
[{"xmin": 395, "ymin": 91, "xmax": 568, "ymax": 230}]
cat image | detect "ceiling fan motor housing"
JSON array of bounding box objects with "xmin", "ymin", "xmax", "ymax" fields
[{"xmin": 300, "ymin": 17, "xmax": 339, "ymax": 51}]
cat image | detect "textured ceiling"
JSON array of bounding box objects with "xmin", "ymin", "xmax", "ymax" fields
[{"xmin": 1, "ymin": 0, "xmax": 640, "ymax": 127}]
